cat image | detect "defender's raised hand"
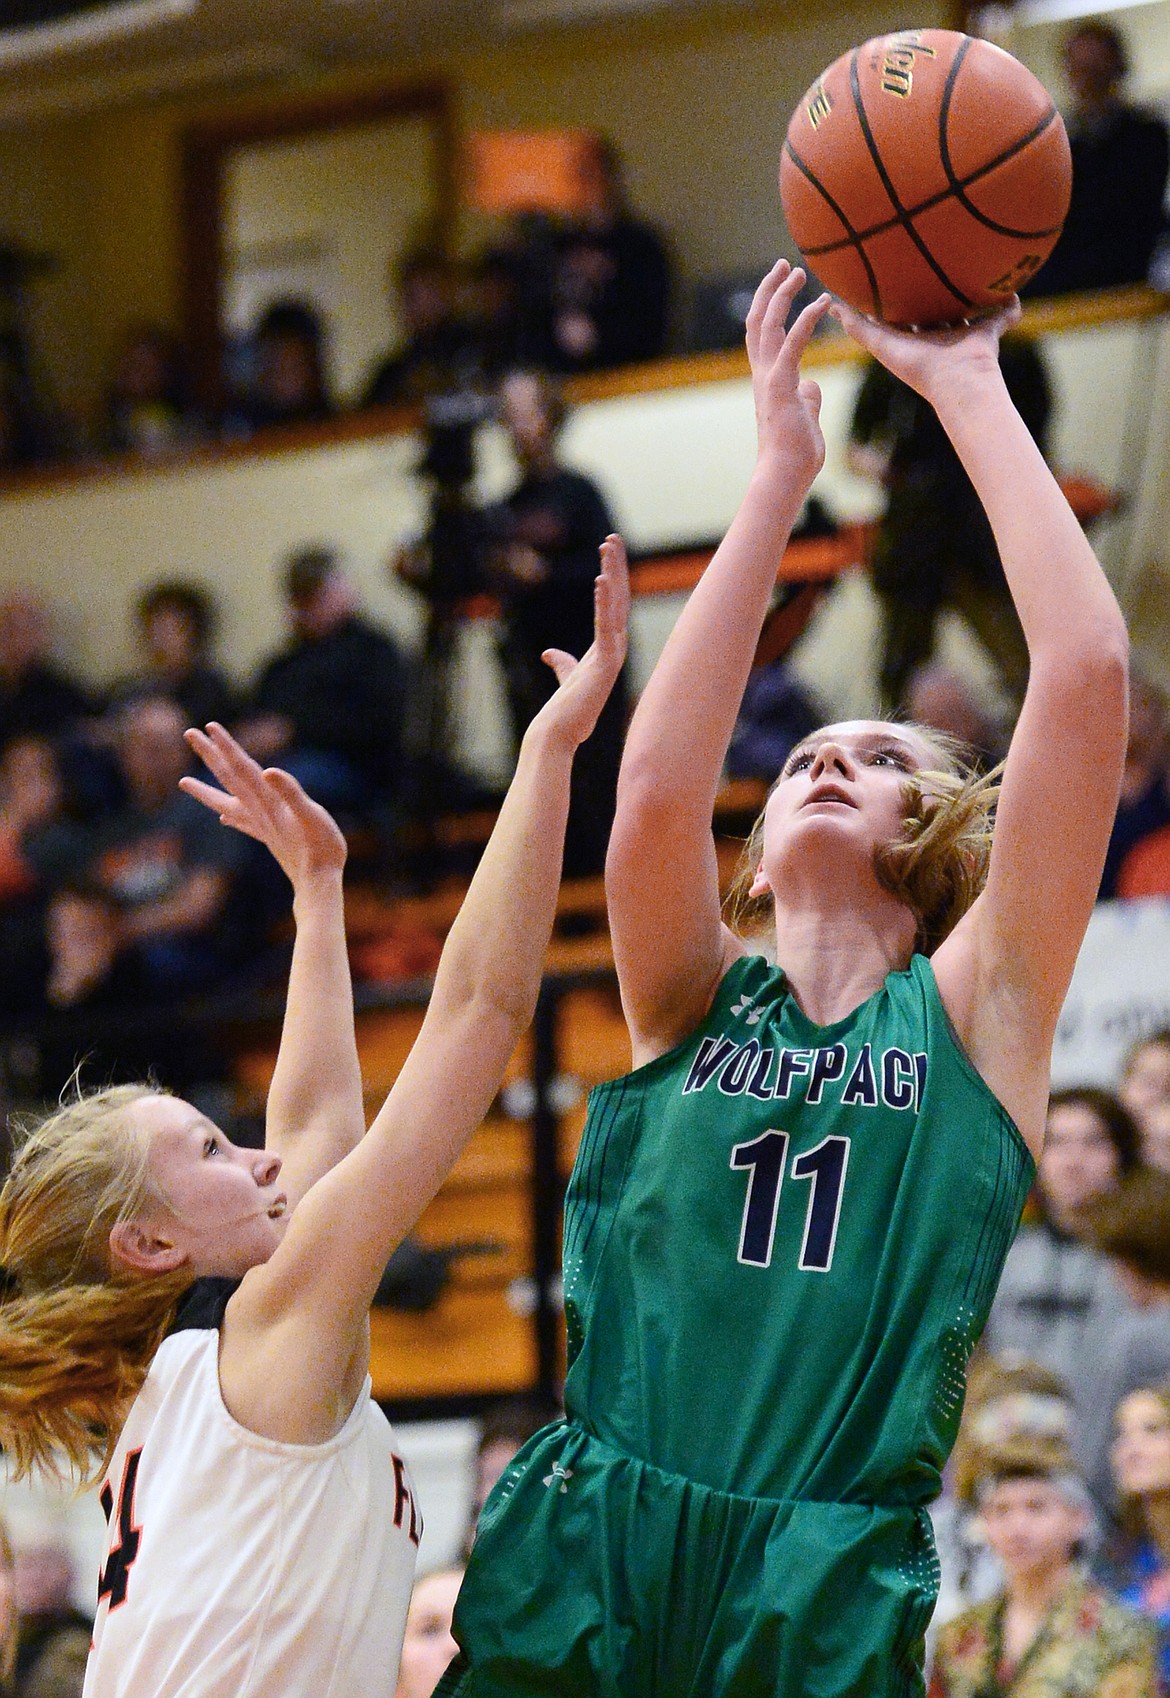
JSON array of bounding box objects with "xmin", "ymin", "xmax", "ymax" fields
[
  {"xmin": 534, "ymin": 531, "xmax": 630, "ymax": 750},
  {"xmin": 745, "ymin": 259, "xmax": 832, "ymax": 481},
  {"xmin": 180, "ymin": 722, "xmax": 347, "ymax": 889}
]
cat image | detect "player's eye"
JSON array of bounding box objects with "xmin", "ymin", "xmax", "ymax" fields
[
  {"xmin": 784, "ymin": 749, "xmax": 814, "ymax": 774},
  {"xmin": 871, "ymin": 747, "xmax": 913, "ymax": 770},
  {"xmin": 203, "ymin": 1137, "xmax": 220, "ymax": 1157}
]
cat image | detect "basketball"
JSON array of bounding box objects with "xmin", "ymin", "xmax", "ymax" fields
[{"xmin": 779, "ymin": 29, "xmax": 1072, "ymax": 326}]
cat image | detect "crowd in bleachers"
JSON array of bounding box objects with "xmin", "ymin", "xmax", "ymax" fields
[{"xmin": 0, "ymin": 131, "xmax": 674, "ymax": 476}]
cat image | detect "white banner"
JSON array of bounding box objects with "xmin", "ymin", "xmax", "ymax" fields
[{"xmin": 1051, "ymin": 899, "xmax": 1170, "ymax": 1089}]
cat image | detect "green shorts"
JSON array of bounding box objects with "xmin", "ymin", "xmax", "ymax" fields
[{"xmin": 435, "ymin": 1422, "xmax": 938, "ymax": 1698}]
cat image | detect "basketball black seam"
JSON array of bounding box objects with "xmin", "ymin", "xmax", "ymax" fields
[
  {"xmin": 782, "ymin": 135, "xmax": 885, "ymax": 317},
  {"xmin": 849, "ymin": 37, "xmax": 976, "ymax": 310},
  {"xmin": 938, "ymin": 90, "xmax": 1065, "ymax": 238},
  {"xmin": 798, "ymin": 124, "xmax": 1067, "ymax": 254}
]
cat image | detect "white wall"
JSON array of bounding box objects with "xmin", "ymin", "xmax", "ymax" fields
[{"xmin": 0, "ymin": 307, "xmax": 1165, "ymax": 778}]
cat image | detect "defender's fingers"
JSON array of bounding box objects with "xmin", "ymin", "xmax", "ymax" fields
[
  {"xmin": 542, "ymin": 648, "xmax": 577, "ymax": 685},
  {"xmin": 179, "ymin": 775, "xmax": 245, "ymax": 818},
  {"xmin": 185, "ymin": 724, "xmax": 267, "ymax": 799},
  {"xmin": 756, "ymin": 265, "xmax": 809, "ymax": 366},
  {"xmin": 777, "ymin": 292, "xmax": 832, "ymax": 371},
  {"xmin": 745, "ymin": 258, "xmax": 793, "ymax": 361}
]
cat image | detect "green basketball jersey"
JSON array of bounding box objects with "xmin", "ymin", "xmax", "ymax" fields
[{"xmin": 562, "ymin": 950, "xmax": 1034, "ymax": 1507}]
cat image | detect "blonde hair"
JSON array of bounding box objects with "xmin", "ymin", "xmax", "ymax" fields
[
  {"xmin": 725, "ymin": 726, "xmax": 1001, "ymax": 956},
  {"xmin": 0, "ymin": 1084, "xmax": 193, "ymax": 1484}
]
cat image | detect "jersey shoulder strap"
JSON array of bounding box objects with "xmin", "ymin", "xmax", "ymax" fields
[{"xmin": 166, "ymin": 1275, "xmax": 240, "ymax": 1335}]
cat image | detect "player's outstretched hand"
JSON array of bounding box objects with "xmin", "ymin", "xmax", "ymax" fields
[
  {"xmin": 830, "ymin": 295, "xmax": 1021, "ymax": 407},
  {"xmin": 180, "ymin": 722, "xmax": 347, "ymax": 888},
  {"xmin": 745, "ymin": 258, "xmax": 832, "ymax": 484},
  {"xmin": 535, "ymin": 533, "xmax": 630, "ymax": 751}
]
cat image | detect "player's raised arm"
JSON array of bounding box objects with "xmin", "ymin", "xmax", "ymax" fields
[
  {"xmin": 180, "ymin": 724, "xmax": 364, "ymax": 1207},
  {"xmin": 221, "ymin": 545, "xmax": 629, "ymax": 1438},
  {"xmin": 833, "ymin": 299, "xmax": 1128, "ymax": 1150},
  {"xmin": 606, "ymin": 260, "xmax": 831, "ymax": 1065}
]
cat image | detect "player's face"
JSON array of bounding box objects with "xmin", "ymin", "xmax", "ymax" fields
[
  {"xmin": 977, "ymin": 1478, "xmax": 1086, "ymax": 1581},
  {"xmin": 1039, "ymin": 1101, "xmax": 1120, "ymax": 1225},
  {"xmin": 396, "ymin": 1568, "xmax": 462, "ymax": 1698},
  {"xmin": 1111, "ymin": 1391, "xmax": 1170, "ymax": 1498},
  {"xmin": 754, "ymin": 722, "xmax": 931, "ymax": 896},
  {"xmin": 133, "ymin": 1095, "xmax": 287, "ymax": 1278}
]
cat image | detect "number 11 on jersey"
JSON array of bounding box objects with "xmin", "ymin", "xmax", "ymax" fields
[{"xmin": 731, "ymin": 1132, "xmax": 851, "ymax": 1272}]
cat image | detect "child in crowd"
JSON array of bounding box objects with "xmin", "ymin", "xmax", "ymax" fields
[{"xmin": 930, "ymin": 1442, "xmax": 1156, "ymax": 1697}]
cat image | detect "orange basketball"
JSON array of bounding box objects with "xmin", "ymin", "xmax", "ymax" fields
[{"xmin": 780, "ymin": 28, "xmax": 1072, "ymax": 326}]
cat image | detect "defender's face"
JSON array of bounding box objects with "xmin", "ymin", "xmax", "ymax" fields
[
  {"xmin": 754, "ymin": 721, "xmax": 933, "ymax": 897},
  {"xmin": 132, "ymin": 1095, "xmax": 287, "ymax": 1278}
]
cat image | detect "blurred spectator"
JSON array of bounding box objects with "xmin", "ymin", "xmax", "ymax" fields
[
  {"xmin": 934, "ymin": 1356, "xmax": 1076, "ymax": 1630},
  {"xmin": 0, "ymin": 736, "xmax": 83, "ymax": 906},
  {"xmin": 847, "ymin": 337, "xmax": 1052, "ymax": 712},
  {"xmin": 484, "ymin": 368, "xmax": 626, "ymax": 877},
  {"xmin": 929, "ymin": 1439, "xmax": 1156, "ymax": 1698},
  {"xmin": 1120, "ymin": 1031, "xmax": 1170, "ymax": 1146},
  {"xmin": 0, "ymin": 1521, "xmax": 13, "ymax": 1697},
  {"xmin": 395, "ymin": 1567, "xmax": 463, "ymax": 1698},
  {"xmin": 1138, "ymin": 1103, "xmax": 1170, "ymax": 1177},
  {"xmin": 229, "ymin": 300, "xmax": 334, "ymax": 433},
  {"xmin": 0, "ymin": 359, "xmax": 54, "ymax": 474},
  {"xmin": 539, "ymin": 133, "xmax": 672, "ymax": 373},
  {"xmin": 1026, "ymin": 20, "xmax": 1170, "ymax": 299},
  {"xmin": 464, "ymin": 1394, "xmax": 560, "ymax": 1555},
  {"xmin": 465, "ymin": 243, "xmax": 524, "ymax": 382},
  {"xmin": 983, "ymin": 1088, "xmax": 1143, "ymax": 1384},
  {"xmin": 1070, "ymin": 1167, "xmax": 1170, "ymax": 1511},
  {"xmin": 726, "ymin": 661, "xmax": 819, "ymax": 783},
  {"xmin": 1099, "ymin": 669, "xmax": 1170, "ymax": 900},
  {"xmin": 362, "ymin": 249, "xmax": 480, "ymax": 409},
  {"xmin": 44, "ymin": 694, "xmax": 250, "ymax": 1012},
  {"xmin": 0, "ymin": 736, "xmax": 89, "ymax": 1029},
  {"xmin": 1100, "ymin": 1384, "xmax": 1170, "ymax": 1688},
  {"xmin": 237, "ymin": 546, "xmax": 406, "ymax": 824},
  {"xmin": 100, "ymin": 323, "xmax": 201, "ymax": 459},
  {"xmin": 111, "ymin": 578, "xmax": 238, "ymax": 730},
  {"xmin": 904, "ymin": 664, "xmax": 1006, "ymax": 770},
  {"xmin": 392, "ymin": 395, "xmax": 496, "ymax": 827},
  {"xmin": 9, "ymin": 1513, "xmax": 88, "ymax": 1698},
  {"xmin": 0, "ymin": 594, "xmax": 90, "ymax": 752}
]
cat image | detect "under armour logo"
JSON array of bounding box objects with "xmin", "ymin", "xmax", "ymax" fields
[
  {"xmin": 731, "ymin": 997, "xmax": 762, "ymax": 1025},
  {"xmin": 542, "ymin": 1462, "xmax": 573, "ymax": 1493}
]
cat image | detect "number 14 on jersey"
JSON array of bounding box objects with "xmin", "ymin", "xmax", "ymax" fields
[{"xmin": 731, "ymin": 1132, "xmax": 850, "ymax": 1272}]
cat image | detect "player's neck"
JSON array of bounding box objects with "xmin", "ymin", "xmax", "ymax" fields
[{"xmin": 773, "ymin": 899, "xmax": 915, "ymax": 1026}]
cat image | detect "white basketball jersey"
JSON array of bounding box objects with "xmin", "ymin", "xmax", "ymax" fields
[{"xmin": 83, "ymin": 1285, "xmax": 420, "ymax": 1698}]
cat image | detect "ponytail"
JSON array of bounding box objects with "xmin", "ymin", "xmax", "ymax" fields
[{"xmin": 0, "ymin": 1085, "xmax": 193, "ymax": 1483}]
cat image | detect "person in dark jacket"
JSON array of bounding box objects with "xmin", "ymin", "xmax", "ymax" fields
[
  {"xmin": 1025, "ymin": 20, "xmax": 1169, "ymax": 298},
  {"xmin": 237, "ymin": 547, "xmax": 406, "ymax": 821},
  {"xmin": 484, "ymin": 369, "xmax": 626, "ymax": 878}
]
